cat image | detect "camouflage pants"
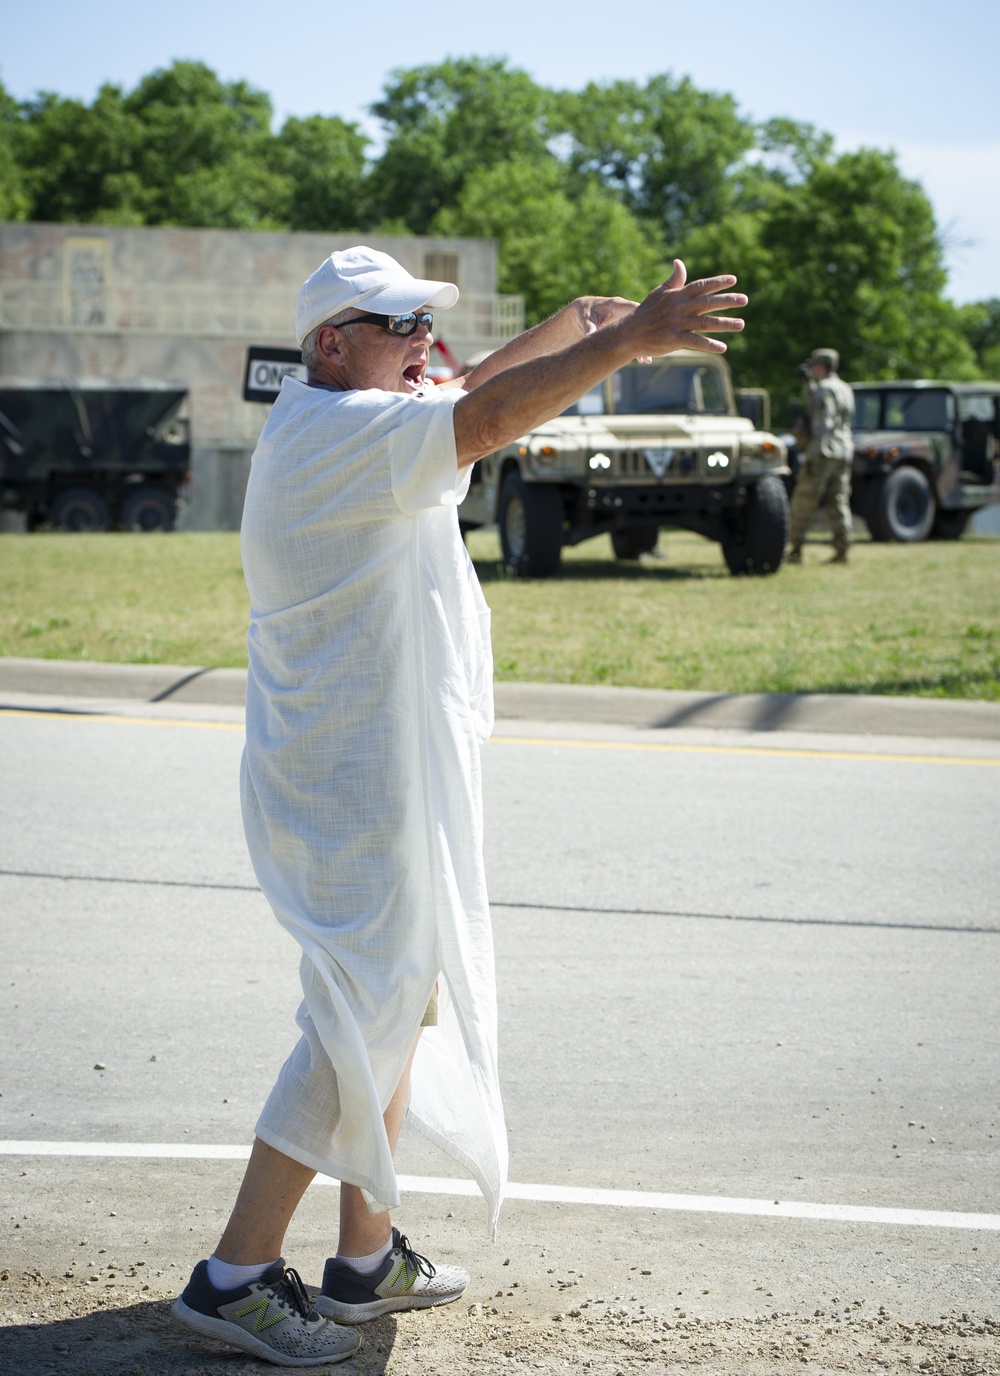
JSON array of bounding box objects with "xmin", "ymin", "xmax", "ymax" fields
[{"xmin": 788, "ymin": 453, "xmax": 852, "ymax": 555}]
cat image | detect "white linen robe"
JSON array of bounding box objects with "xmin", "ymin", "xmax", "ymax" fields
[{"xmin": 240, "ymin": 376, "xmax": 506, "ymax": 1236}]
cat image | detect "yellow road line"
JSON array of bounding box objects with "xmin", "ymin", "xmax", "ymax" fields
[
  {"xmin": 0, "ymin": 708, "xmax": 243, "ymax": 732},
  {"xmin": 3, "ymin": 706, "xmax": 998, "ymax": 766}
]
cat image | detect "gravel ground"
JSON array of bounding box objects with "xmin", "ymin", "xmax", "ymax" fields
[{"xmin": 2, "ymin": 1267, "xmax": 997, "ymax": 1375}]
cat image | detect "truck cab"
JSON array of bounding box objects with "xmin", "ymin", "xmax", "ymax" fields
[{"xmin": 851, "ymin": 381, "xmax": 1000, "ymax": 541}]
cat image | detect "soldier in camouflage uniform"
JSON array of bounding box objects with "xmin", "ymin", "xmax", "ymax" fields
[{"xmin": 787, "ymin": 348, "xmax": 855, "ymax": 564}]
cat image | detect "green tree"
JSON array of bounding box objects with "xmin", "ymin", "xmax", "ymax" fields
[
  {"xmin": 0, "ymin": 78, "xmax": 28, "ymax": 220},
  {"xmin": 434, "ymin": 158, "xmax": 661, "ymax": 325},
  {"xmin": 956, "ymin": 298, "xmax": 1000, "ymax": 378},
  {"xmin": 552, "ymin": 75, "xmax": 755, "ymax": 245},
  {"xmin": 120, "ymin": 61, "xmax": 287, "ymax": 228},
  {"xmin": 13, "ymin": 61, "xmax": 290, "ymax": 229},
  {"xmin": 685, "ymin": 148, "xmax": 979, "ymax": 414},
  {"xmin": 368, "ymin": 57, "xmax": 551, "ymax": 233},
  {"xmin": 272, "ymin": 115, "xmax": 369, "ymax": 231},
  {"xmin": 754, "ymin": 117, "xmax": 835, "ymax": 187},
  {"xmin": 15, "ymin": 83, "xmax": 143, "ymax": 223}
]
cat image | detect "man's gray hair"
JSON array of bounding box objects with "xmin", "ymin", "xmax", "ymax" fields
[{"xmin": 301, "ymin": 308, "xmax": 361, "ymax": 370}]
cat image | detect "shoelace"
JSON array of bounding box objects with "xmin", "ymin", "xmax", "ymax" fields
[
  {"xmin": 395, "ymin": 1232, "xmax": 437, "ymax": 1279},
  {"xmin": 272, "ymin": 1265, "xmax": 316, "ymax": 1318}
]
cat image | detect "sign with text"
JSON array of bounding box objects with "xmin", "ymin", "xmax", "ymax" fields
[{"xmin": 243, "ymin": 347, "xmax": 307, "ymax": 403}]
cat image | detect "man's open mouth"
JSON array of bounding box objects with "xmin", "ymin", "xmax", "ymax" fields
[{"xmin": 403, "ymin": 363, "xmax": 425, "ymax": 391}]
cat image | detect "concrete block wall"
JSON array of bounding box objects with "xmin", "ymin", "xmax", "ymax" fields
[{"xmin": 0, "ymin": 223, "xmax": 521, "ymax": 530}]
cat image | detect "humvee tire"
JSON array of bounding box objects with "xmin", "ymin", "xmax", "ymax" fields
[
  {"xmin": 121, "ymin": 487, "xmax": 177, "ymax": 532},
  {"xmin": 612, "ymin": 527, "xmax": 659, "ymax": 561},
  {"xmin": 49, "ymin": 487, "xmax": 112, "ymax": 533},
  {"xmin": 721, "ymin": 474, "xmax": 788, "ymax": 575},
  {"xmin": 868, "ymin": 465, "xmax": 936, "ymax": 542},
  {"xmin": 931, "ymin": 508, "xmax": 971, "ymax": 540},
  {"xmin": 499, "ymin": 471, "xmax": 563, "ymax": 577}
]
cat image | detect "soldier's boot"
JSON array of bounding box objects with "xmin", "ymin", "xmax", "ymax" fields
[
  {"xmin": 828, "ymin": 548, "xmax": 849, "ymax": 565},
  {"xmin": 786, "ymin": 545, "xmax": 802, "ymax": 565}
]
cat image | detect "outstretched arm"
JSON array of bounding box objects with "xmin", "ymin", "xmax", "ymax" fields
[
  {"xmin": 438, "ymin": 293, "xmax": 639, "ymax": 394},
  {"xmin": 453, "ymin": 261, "xmax": 746, "ymax": 466}
]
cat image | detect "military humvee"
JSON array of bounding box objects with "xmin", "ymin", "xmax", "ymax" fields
[
  {"xmin": 851, "ymin": 381, "xmax": 1000, "ymax": 541},
  {"xmin": 459, "ymin": 351, "xmax": 789, "ymax": 576},
  {"xmin": 0, "ymin": 380, "xmax": 190, "ymax": 531}
]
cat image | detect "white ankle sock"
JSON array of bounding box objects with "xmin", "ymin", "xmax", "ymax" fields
[
  {"xmin": 207, "ymin": 1254, "xmax": 277, "ymax": 1291},
  {"xmin": 336, "ymin": 1237, "xmax": 392, "ymax": 1275}
]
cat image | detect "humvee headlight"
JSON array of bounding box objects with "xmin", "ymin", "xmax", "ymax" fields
[
  {"xmin": 526, "ymin": 444, "xmax": 585, "ymax": 477},
  {"xmin": 589, "ymin": 453, "xmax": 612, "ymax": 470},
  {"xmin": 532, "ymin": 445, "xmax": 563, "ymax": 468},
  {"xmin": 707, "ymin": 451, "xmax": 730, "ymax": 468}
]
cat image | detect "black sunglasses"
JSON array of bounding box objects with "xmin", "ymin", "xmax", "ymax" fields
[{"xmin": 341, "ymin": 311, "xmax": 433, "ymax": 337}]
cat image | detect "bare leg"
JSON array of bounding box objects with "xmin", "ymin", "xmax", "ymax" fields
[
  {"xmin": 337, "ymin": 1033, "xmax": 420, "ymax": 1256},
  {"xmin": 214, "ymin": 1032, "xmax": 421, "ymax": 1264},
  {"xmin": 215, "ymin": 1138, "xmax": 316, "ymax": 1265}
]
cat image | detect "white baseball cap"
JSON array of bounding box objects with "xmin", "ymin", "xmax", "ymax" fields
[{"xmin": 295, "ymin": 246, "xmax": 460, "ymax": 345}]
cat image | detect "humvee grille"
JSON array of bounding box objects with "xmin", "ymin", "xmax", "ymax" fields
[{"xmin": 607, "ymin": 448, "xmax": 703, "ymax": 480}]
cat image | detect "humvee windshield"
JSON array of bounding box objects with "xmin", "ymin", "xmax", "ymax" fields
[
  {"xmin": 855, "ymin": 388, "xmax": 954, "ymax": 431},
  {"xmin": 613, "ymin": 362, "xmax": 728, "ymax": 415},
  {"xmin": 561, "ymin": 383, "xmax": 605, "ymax": 417}
]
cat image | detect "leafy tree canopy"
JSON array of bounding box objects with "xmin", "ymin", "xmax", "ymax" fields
[
  {"xmin": 367, "ymin": 56, "xmax": 552, "ymax": 233},
  {"xmin": 955, "ymin": 298, "xmax": 1000, "ymax": 379},
  {"xmin": 435, "ymin": 158, "xmax": 661, "ymax": 325},
  {"xmin": 551, "ymin": 74, "xmax": 755, "ymax": 244},
  {"xmin": 683, "ymin": 147, "xmax": 979, "ymax": 414},
  {"xmin": 3, "ymin": 56, "xmax": 987, "ymax": 398},
  {"xmin": 271, "ymin": 116, "xmax": 369, "ymax": 233},
  {"xmin": 0, "ymin": 78, "xmax": 28, "ymax": 221}
]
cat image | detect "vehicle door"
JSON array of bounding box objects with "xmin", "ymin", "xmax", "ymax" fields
[{"xmin": 956, "ymin": 393, "xmax": 1000, "ymax": 486}]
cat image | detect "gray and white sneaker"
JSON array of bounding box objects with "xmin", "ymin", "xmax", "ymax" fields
[
  {"xmin": 172, "ymin": 1258, "xmax": 361, "ymax": 1367},
  {"xmin": 314, "ymin": 1228, "xmax": 469, "ymax": 1323}
]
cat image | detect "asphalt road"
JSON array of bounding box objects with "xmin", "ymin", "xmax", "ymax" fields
[{"xmin": 1, "ymin": 699, "xmax": 998, "ymax": 1338}]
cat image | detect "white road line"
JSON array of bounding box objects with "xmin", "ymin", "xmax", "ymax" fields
[{"xmin": 2, "ymin": 1141, "xmax": 997, "ymax": 1231}]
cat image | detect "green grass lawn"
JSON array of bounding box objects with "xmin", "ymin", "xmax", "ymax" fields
[{"xmin": 2, "ymin": 529, "xmax": 998, "ymax": 699}]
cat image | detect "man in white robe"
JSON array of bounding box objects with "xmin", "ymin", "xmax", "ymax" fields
[{"xmin": 172, "ymin": 246, "xmax": 746, "ymax": 1367}]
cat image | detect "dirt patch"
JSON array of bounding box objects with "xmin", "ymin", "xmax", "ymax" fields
[{"xmin": 1, "ymin": 1268, "xmax": 998, "ymax": 1375}]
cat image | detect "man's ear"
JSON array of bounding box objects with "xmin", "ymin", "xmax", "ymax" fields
[{"xmin": 317, "ymin": 325, "xmax": 347, "ymax": 361}]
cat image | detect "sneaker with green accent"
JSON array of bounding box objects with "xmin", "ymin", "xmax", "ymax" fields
[
  {"xmin": 314, "ymin": 1228, "xmax": 469, "ymax": 1323},
  {"xmin": 172, "ymin": 1258, "xmax": 361, "ymax": 1367}
]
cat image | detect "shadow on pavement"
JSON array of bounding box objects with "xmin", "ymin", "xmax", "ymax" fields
[
  {"xmin": 0, "ymin": 1296, "xmax": 397, "ymax": 1375},
  {"xmin": 649, "ymin": 691, "xmax": 802, "ymax": 730}
]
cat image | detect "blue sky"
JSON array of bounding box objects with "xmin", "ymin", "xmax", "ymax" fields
[{"xmin": 4, "ymin": 0, "xmax": 998, "ymax": 302}]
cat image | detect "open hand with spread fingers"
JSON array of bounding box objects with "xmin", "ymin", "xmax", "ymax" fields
[{"xmin": 624, "ymin": 259, "xmax": 747, "ymax": 357}]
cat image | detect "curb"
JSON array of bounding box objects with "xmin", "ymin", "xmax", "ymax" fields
[{"xmin": 2, "ymin": 656, "xmax": 999, "ymax": 741}]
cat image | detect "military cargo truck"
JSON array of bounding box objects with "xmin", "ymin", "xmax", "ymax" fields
[
  {"xmin": 458, "ymin": 350, "xmax": 789, "ymax": 576},
  {"xmin": 0, "ymin": 380, "xmax": 190, "ymax": 531},
  {"xmin": 851, "ymin": 381, "xmax": 1000, "ymax": 541}
]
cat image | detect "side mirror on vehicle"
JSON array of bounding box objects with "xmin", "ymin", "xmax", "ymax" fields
[{"xmin": 737, "ymin": 388, "xmax": 771, "ymax": 433}]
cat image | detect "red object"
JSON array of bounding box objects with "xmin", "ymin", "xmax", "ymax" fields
[{"xmin": 432, "ymin": 338, "xmax": 461, "ymax": 374}]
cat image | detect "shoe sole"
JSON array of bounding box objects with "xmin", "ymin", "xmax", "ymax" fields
[
  {"xmin": 314, "ymin": 1286, "xmax": 467, "ymax": 1324},
  {"xmin": 172, "ymin": 1297, "xmax": 361, "ymax": 1367}
]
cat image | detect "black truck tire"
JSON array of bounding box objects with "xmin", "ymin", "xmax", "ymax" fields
[
  {"xmin": 612, "ymin": 527, "xmax": 659, "ymax": 560},
  {"xmin": 930, "ymin": 508, "xmax": 971, "ymax": 541},
  {"xmin": 49, "ymin": 487, "xmax": 112, "ymax": 533},
  {"xmin": 120, "ymin": 487, "xmax": 177, "ymax": 532},
  {"xmin": 721, "ymin": 474, "xmax": 788, "ymax": 576},
  {"xmin": 498, "ymin": 471, "xmax": 564, "ymax": 577},
  {"xmin": 868, "ymin": 466, "xmax": 936, "ymax": 542}
]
